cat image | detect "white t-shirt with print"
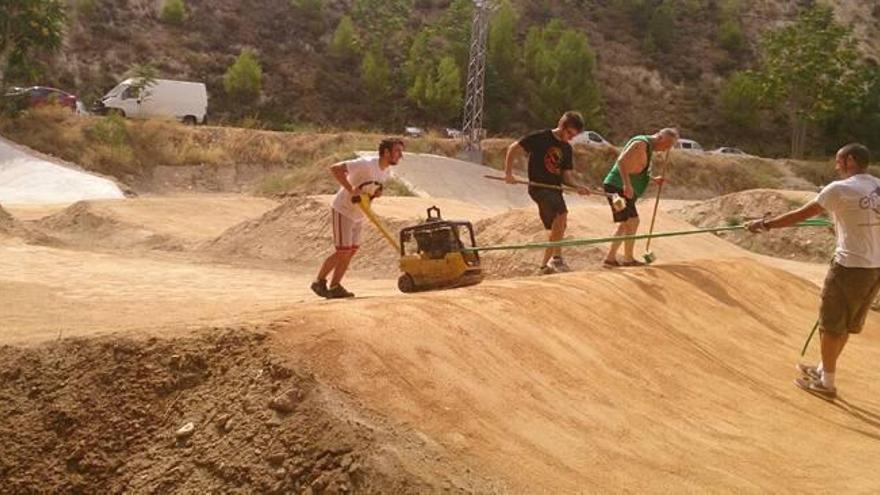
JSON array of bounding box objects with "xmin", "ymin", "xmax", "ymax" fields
[
  {"xmin": 331, "ymin": 157, "xmax": 390, "ymax": 220},
  {"xmin": 815, "ymin": 173, "xmax": 880, "ymax": 268}
]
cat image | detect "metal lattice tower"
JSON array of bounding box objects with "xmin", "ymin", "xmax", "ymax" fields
[{"xmin": 462, "ymin": 0, "xmax": 492, "ymax": 151}]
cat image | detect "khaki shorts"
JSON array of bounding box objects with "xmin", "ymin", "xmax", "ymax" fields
[{"xmin": 819, "ymin": 262, "xmax": 880, "ymax": 335}]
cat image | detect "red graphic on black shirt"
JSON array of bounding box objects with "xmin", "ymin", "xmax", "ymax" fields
[{"xmin": 544, "ymin": 147, "xmax": 563, "ymax": 175}]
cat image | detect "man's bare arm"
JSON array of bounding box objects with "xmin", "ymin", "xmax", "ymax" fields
[
  {"xmin": 329, "ymin": 162, "xmax": 355, "ymax": 193},
  {"xmin": 746, "ymin": 201, "xmax": 825, "ymax": 232},
  {"xmin": 504, "ymin": 142, "xmax": 524, "ymax": 183},
  {"xmin": 616, "ymin": 141, "xmax": 646, "ymax": 197}
]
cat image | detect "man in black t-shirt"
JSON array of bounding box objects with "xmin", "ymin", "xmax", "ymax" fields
[{"xmin": 503, "ymin": 111, "xmax": 591, "ymax": 274}]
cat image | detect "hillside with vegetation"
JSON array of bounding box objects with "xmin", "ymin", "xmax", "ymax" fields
[{"xmin": 5, "ymin": 0, "xmax": 880, "ymax": 157}]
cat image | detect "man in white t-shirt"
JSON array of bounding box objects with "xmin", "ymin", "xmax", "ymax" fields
[
  {"xmin": 311, "ymin": 138, "xmax": 404, "ymax": 299},
  {"xmin": 746, "ymin": 143, "xmax": 880, "ymax": 399}
]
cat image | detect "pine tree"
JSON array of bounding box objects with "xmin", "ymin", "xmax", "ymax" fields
[
  {"xmin": 428, "ymin": 56, "xmax": 463, "ymax": 122},
  {"xmin": 329, "ymin": 16, "xmax": 359, "ymax": 61},
  {"xmin": 523, "ymin": 20, "xmax": 602, "ymax": 127},
  {"xmin": 485, "ymin": 0, "xmax": 520, "ymax": 131},
  {"xmin": 223, "ymin": 49, "xmax": 263, "ymax": 100},
  {"xmin": 361, "ymin": 46, "xmax": 391, "ymax": 103}
]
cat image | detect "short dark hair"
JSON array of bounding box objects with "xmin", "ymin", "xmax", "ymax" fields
[
  {"xmin": 839, "ymin": 143, "xmax": 871, "ymax": 169},
  {"xmin": 379, "ymin": 138, "xmax": 404, "ymax": 156},
  {"xmin": 560, "ymin": 111, "xmax": 585, "ymax": 132}
]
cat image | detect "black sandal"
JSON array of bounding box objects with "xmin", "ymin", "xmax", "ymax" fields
[{"xmin": 621, "ymin": 260, "xmax": 646, "ymax": 267}]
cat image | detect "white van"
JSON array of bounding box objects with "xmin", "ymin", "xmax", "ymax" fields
[{"xmin": 96, "ymin": 79, "xmax": 208, "ymax": 125}]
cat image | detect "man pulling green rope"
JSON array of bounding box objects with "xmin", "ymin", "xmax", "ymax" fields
[{"xmin": 745, "ymin": 143, "xmax": 880, "ymax": 400}]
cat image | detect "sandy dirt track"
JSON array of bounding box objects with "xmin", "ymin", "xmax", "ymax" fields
[
  {"xmin": 270, "ymin": 259, "xmax": 880, "ymax": 493},
  {"xmin": 2, "ymin": 150, "xmax": 877, "ymax": 492}
]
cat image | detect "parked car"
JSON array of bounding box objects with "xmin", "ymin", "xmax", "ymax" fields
[
  {"xmin": 571, "ymin": 130, "xmax": 613, "ymax": 148},
  {"xmin": 4, "ymin": 86, "xmax": 78, "ymax": 111},
  {"xmin": 711, "ymin": 146, "xmax": 749, "ymax": 156},
  {"xmin": 675, "ymin": 138, "xmax": 704, "ymax": 152},
  {"xmin": 93, "ymin": 78, "xmax": 208, "ymax": 125},
  {"xmin": 445, "ymin": 127, "xmax": 462, "ymax": 139},
  {"xmin": 404, "ymin": 126, "xmax": 425, "ymax": 138}
]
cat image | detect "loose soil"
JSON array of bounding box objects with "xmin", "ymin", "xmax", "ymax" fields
[{"xmin": 0, "ymin": 329, "xmax": 496, "ymax": 494}]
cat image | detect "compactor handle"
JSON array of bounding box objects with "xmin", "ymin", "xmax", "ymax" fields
[{"xmin": 426, "ymin": 206, "xmax": 442, "ymax": 221}]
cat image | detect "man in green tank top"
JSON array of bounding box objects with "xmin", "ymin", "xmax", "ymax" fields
[{"xmin": 601, "ymin": 128, "xmax": 678, "ymax": 267}]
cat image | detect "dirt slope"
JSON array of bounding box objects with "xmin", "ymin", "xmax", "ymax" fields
[
  {"xmin": 33, "ymin": 196, "xmax": 278, "ymax": 252},
  {"xmin": 0, "ymin": 329, "xmax": 495, "ymax": 493},
  {"xmin": 202, "ymin": 197, "xmax": 404, "ymax": 278},
  {"xmin": 202, "ymin": 195, "xmax": 498, "ymax": 278},
  {"xmin": 0, "ymin": 204, "xmax": 20, "ymax": 237},
  {"xmin": 0, "ymin": 204, "xmax": 51, "ymax": 243},
  {"xmin": 270, "ymin": 259, "xmax": 880, "ymax": 493},
  {"xmin": 673, "ymin": 189, "xmax": 835, "ymax": 263}
]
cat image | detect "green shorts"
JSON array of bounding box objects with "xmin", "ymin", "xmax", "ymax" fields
[{"xmin": 819, "ymin": 262, "xmax": 880, "ymax": 335}]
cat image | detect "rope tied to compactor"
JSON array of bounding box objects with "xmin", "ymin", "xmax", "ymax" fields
[{"xmin": 463, "ymin": 219, "xmax": 833, "ymax": 253}]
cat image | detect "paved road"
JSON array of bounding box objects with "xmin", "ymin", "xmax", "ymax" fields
[{"xmin": 360, "ymin": 152, "xmax": 587, "ymax": 211}]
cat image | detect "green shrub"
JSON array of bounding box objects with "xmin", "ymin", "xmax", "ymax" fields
[
  {"xmin": 718, "ymin": 19, "xmax": 746, "ymax": 54},
  {"xmin": 160, "ymin": 0, "xmax": 186, "ymax": 24},
  {"xmin": 223, "ymin": 50, "xmax": 263, "ymax": 98},
  {"xmin": 384, "ymin": 178, "xmax": 416, "ymax": 197},
  {"xmin": 76, "ymin": 0, "xmax": 98, "ymax": 17},
  {"xmin": 87, "ymin": 114, "xmax": 130, "ymax": 147}
]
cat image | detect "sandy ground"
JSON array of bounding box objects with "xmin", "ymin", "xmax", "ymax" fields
[
  {"xmin": 3, "ymin": 152, "xmax": 878, "ymax": 492},
  {"xmin": 269, "ymin": 259, "xmax": 880, "ymax": 493},
  {"xmin": 0, "ymin": 193, "xmax": 828, "ymax": 346}
]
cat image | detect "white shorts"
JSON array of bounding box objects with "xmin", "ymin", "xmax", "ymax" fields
[{"xmin": 332, "ymin": 208, "xmax": 362, "ymax": 251}]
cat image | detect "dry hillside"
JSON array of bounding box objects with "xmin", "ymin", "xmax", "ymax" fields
[
  {"xmin": 24, "ymin": 0, "xmax": 879, "ymax": 156},
  {"xmin": 4, "ymin": 106, "xmax": 865, "ymax": 202}
]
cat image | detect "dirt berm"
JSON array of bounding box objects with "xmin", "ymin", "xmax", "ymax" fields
[
  {"xmin": 0, "ymin": 329, "xmax": 496, "ymax": 493},
  {"xmin": 0, "ymin": 204, "xmax": 50, "ymax": 243},
  {"xmin": 674, "ymin": 189, "xmax": 835, "ymax": 263},
  {"xmin": 270, "ymin": 258, "xmax": 880, "ymax": 493},
  {"xmin": 202, "ymin": 197, "xmax": 407, "ymax": 278},
  {"xmin": 0, "ymin": 204, "xmax": 19, "ymax": 237}
]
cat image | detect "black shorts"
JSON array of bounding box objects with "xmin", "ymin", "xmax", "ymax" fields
[
  {"xmin": 528, "ymin": 188, "xmax": 567, "ymax": 230},
  {"xmin": 604, "ymin": 183, "xmax": 638, "ymax": 223}
]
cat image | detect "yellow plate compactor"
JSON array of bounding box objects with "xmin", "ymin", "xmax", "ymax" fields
[
  {"xmin": 397, "ymin": 206, "xmax": 484, "ymax": 293},
  {"xmin": 357, "ymin": 197, "xmax": 484, "ymax": 293}
]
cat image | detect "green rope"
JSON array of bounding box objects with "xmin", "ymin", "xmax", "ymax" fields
[{"xmin": 465, "ymin": 219, "xmax": 832, "ymax": 253}]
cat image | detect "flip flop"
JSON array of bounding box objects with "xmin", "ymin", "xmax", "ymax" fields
[
  {"xmin": 621, "ymin": 260, "xmax": 646, "ymax": 267},
  {"xmin": 794, "ymin": 376, "xmax": 837, "ymax": 400},
  {"xmin": 602, "ymin": 259, "xmax": 620, "ymax": 268}
]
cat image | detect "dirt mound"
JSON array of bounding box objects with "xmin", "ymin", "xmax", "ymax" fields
[
  {"xmin": 474, "ymin": 209, "xmax": 606, "ymax": 277},
  {"xmin": 203, "ymin": 197, "xmax": 407, "ymax": 278},
  {"xmin": 0, "ymin": 204, "xmax": 51, "ymax": 243},
  {"xmin": 272, "ymin": 259, "xmax": 880, "ymax": 493},
  {"xmin": 0, "ymin": 329, "xmax": 493, "ymax": 493},
  {"xmin": 36, "ymin": 201, "xmax": 185, "ymax": 252},
  {"xmin": 673, "ymin": 189, "xmax": 835, "ymax": 262},
  {"xmin": 0, "ymin": 204, "xmax": 18, "ymax": 236}
]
